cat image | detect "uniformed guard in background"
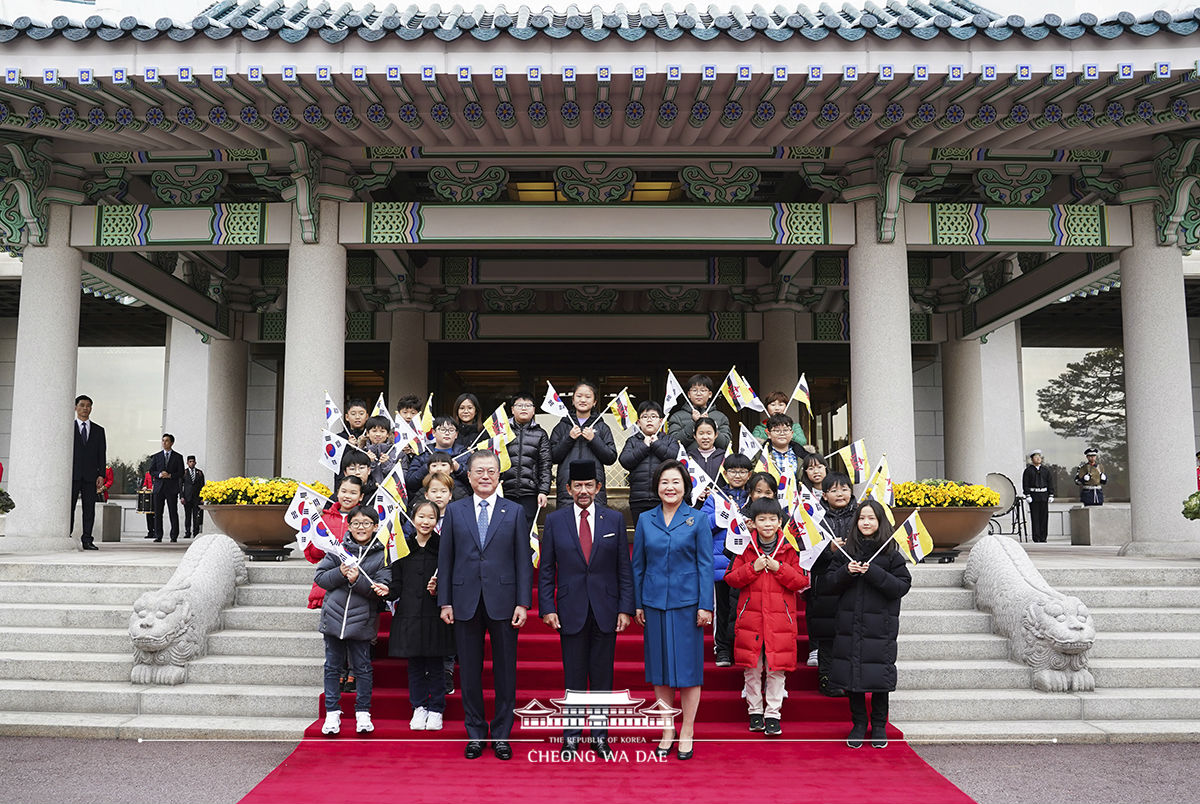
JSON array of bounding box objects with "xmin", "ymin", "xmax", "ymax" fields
[
  {"xmin": 1074, "ymin": 447, "xmax": 1107, "ymax": 507},
  {"xmin": 1022, "ymin": 449, "xmax": 1055, "ymax": 543}
]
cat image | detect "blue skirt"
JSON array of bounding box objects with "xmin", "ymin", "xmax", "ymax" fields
[{"xmin": 643, "ymin": 606, "xmax": 704, "ymax": 688}]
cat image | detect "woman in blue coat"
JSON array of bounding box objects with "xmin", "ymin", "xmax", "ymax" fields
[{"xmin": 633, "ymin": 459, "xmax": 714, "ymax": 761}]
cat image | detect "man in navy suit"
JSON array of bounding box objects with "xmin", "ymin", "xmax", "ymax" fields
[
  {"xmin": 538, "ymin": 461, "xmax": 635, "ymax": 759},
  {"xmin": 148, "ymin": 434, "xmax": 185, "ymax": 543},
  {"xmin": 439, "ymin": 450, "xmax": 533, "ymax": 760},
  {"xmin": 71, "ymin": 395, "xmax": 107, "ymax": 551}
]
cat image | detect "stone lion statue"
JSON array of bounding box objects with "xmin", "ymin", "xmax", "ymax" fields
[
  {"xmin": 964, "ymin": 532, "xmax": 1096, "ymax": 692},
  {"xmin": 129, "ymin": 534, "xmax": 247, "ymax": 685}
]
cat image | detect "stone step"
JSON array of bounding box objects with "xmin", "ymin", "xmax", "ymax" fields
[
  {"xmin": 246, "ymin": 563, "xmax": 325, "ymax": 585},
  {"xmin": 236, "ymin": 584, "xmax": 312, "ymax": 607},
  {"xmin": 207, "ymin": 630, "xmax": 322, "ymax": 658},
  {"xmin": 908, "ymin": 567, "xmax": 965, "ymax": 588},
  {"xmin": 0, "ymin": 710, "xmax": 310, "ymax": 740},
  {"xmin": 898, "ymin": 610, "xmax": 993, "ymax": 635},
  {"xmin": 896, "ymin": 633, "xmax": 1009, "ymax": 661},
  {"xmin": 896, "ymin": 587, "xmax": 976, "ymax": 610},
  {"xmin": 0, "ymin": 680, "xmax": 141, "ymax": 715},
  {"xmin": 0, "ymin": 581, "xmax": 154, "ymax": 606},
  {"xmin": 138, "ymin": 683, "xmax": 316, "ymax": 719},
  {"xmin": 0, "ymin": 652, "xmax": 132, "ymax": 682},
  {"xmin": 1089, "ymin": 632, "xmax": 1200, "ymax": 659},
  {"xmin": 1057, "ymin": 586, "xmax": 1200, "ymax": 608},
  {"xmin": 185, "ymin": 654, "xmax": 323, "ymax": 687},
  {"xmin": 895, "ymin": 660, "xmax": 1031, "ymax": 689},
  {"xmin": 894, "ymin": 719, "xmax": 1200, "ymax": 744},
  {"xmin": 1088, "ymin": 658, "xmax": 1200, "ymax": 688},
  {"xmin": 222, "ymin": 606, "xmax": 320, "ymax": 632},
  {"xmin": 0, "ymin": 626, "xmax": 129, "ymax": 654},
  {"xmin": 890, "ymin": 689, "xmax": 1083, "ymax": 722},
  {"xmin": 1038, "ymin": 567, "xmax": 1200, "ymax": 588},
  {"xmin": 0, "ymin": 562, "xmax": 175, "ymax": 585},
  {"xmin": 0, "ymin": 603, "xmax": 129, "ymax": 629},
  {"xmin": 1079, "ymin": 689, "xmax": 1200, "ymax": 721},
  {"xmin": 1088, "ymin": 608, "xmax": 1200, "ymax": 632}
]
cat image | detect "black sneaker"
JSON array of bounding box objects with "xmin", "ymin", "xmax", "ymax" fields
[
  {"xmin": 846, "ymin": 723, "xmax": 868, "ymax": 749},
  {"xmin": 748, "ymin": 714, "xmax": 765, "ymax": 732},
  {"xmin": 715, "ymin": 652, "xmax": 733, "ymax": 668},
  {"xmin": 764, "ymin": 718, "xmax": 782, "ymax": 736},
  {"xmin": 870, "ymin": 723, "xmax": 888, "ymax": 748}
]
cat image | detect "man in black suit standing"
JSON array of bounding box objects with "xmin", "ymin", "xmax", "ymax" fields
[
  {"xmin": 538, "ymin": 461, "xmax": 635, "ymax": 759},
  {"xmin": 439, "ymin": 450, "xmax": 532, "ymax": 761},
  {"xmin": 71, "ymin": 395, "xmax": 107, "ymax": 551},
  {"xmin": 149, "ymin": 434, "xmax": 185, "ymax": 543},
  {"xmin": 180, "ymin": 456, "xmax": 206, "ymax": 539}
]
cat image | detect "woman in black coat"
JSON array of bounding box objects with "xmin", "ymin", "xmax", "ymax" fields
[
  {"xmin": 387, "ymin": 500, "xmax": 456, "ymax": 731},
  {"xmin": 828, "ymin": 499, "xmax": 911, "ymax": 750},
  {"xmin": 805, "ymin": 472, "xmax": 859, "ymax": 696},
  {"xmin": 548, "ymin": 380, "xmax": 617, "ymax": 507}
]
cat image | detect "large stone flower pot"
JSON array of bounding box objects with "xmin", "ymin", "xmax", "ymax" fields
[
  {"xmin": 891, "ymin": 506, "xmax": 999, "ymax": 552},
  {"xmin": 203, "ymin": 504, "xmax": 294, "ymax": 560}
]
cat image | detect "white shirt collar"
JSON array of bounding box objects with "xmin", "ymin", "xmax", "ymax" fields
[
  {"xmin": 473, "ymin": 491, "xmax": 500, "ymax": 512},
  {"xmin": 573, "ymin": 502, "xmax": 596, "ymax": 525},
  {"xmin": 76, "ymin": 418, "xmax": 89, "ymax": 425}
]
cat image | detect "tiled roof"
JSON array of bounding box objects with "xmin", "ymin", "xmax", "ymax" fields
[{"xmin": 2, "ymin": 2, "xmax": 1200, "ymax": 45}]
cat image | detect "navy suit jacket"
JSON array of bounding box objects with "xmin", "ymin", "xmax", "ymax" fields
[
  {"xmin": 632, "ymin": 504, "xmax": 715, "ymax": 612},
  {"xmin": 149, "ymin": 451, "xmax": 185, "ymax": 496},
  {"xmin": 537, "ymin": 504, "xmax": 635, "ymax": 635},
  {"xmin": 72, "ymin": 421, "xmax": 106, "ymax": 482},
  {"xmin": 438, "ymin": 495, "xmax": 533, "ymax": 621}
]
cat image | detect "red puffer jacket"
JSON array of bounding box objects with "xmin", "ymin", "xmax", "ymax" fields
[
  {"xmin": 724, "ymin": 538, "xmax": 809, "ymax": 671},
  {"xmin": 305, "ymin": 506, "xmax": 354, "ymax": 609}
]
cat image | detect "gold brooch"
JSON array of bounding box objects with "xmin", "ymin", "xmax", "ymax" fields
[{"xmin": 686, "ymin": 517, "xmax": 695, "ymax": 526}]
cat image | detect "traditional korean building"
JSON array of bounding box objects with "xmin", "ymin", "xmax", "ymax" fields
[{"xmin": 1, "ymin": 0, "xmax": 1198, "ymax": 555}]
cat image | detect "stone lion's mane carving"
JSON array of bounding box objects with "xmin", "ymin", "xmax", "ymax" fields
[
  {"xmin": 964, "ymin": 532, "xmax": 1096, "ymax": 692},
  {"xmin": 129, "ymin": 534, "xmax": 247, "ymax": 685}
]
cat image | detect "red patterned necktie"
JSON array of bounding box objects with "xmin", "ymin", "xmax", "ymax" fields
[{"xmin": 579, "ymin": 509, "xmax": 592, "ymax": 563}]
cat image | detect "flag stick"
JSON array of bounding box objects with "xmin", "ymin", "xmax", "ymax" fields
[
  {"xmin": 529, "ymin": 499, "xmax": 546, "ymax": 540},
  {"xmin": 702, "ymin": 366, "xmax": 736, "ymax": 416},
  {"xmin": 864, "ymin": 536, "xmax": 891, "ymax": 564}
]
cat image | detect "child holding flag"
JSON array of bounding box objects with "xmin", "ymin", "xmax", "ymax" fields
[
  {"xmin": 549, "ymin": 381, "xmax": 617, "ymax": 508},
  {"xmin": 316, "ymin": 505, "xmax": 391, "ymax": 736},
  {"xmin": 305, "ymin": 476, "xmax": 365, "ymax": 610},
  {"xmin": 752, "ymin": 391, "xmax": 808, "ymax": 446},
  {"xmin": 502, "ymin": 392, "xmax": 552, "ymax": 523},
  {"xmin": 685, "ymin": 417, "xmax": 725, "ymax": 493},
  {"xmin": 363, "ymin": 415, "xmax": 398, "ymax": 485},
  {"xmin": 805, "ymin": 473, "xmax": 856, "ymax": 692},
  {"xmin": 665, "ymin": 374, "xmax": 732, "ymax": 451},
  {"xmin": 724, "ymin": 498, "xmax": 809, "ymax": 736},
  {"xmin": 619, "ymin": 401, "xmax": 678, "ymax": 525},
  {"xmin": 451, "ymin": 393, "xmax": 483, "ymax": 453},
  {"xmin": 764, "ymin": 414, "xmax": 807, "ymax": 486},
  {"xmin": 344, "ymin": 398, "xmax": 370, "ymax": 448},
  {"xmin": 388, "ymin": 500, "xmax": 455, "ymax": 732},
  {"xmin": 704, "ymin": 453, "xmax": 753, "ymax": 666},
  {"xmin": 829, "ymin": 500, "xmax": 911, "ymax": 749}
]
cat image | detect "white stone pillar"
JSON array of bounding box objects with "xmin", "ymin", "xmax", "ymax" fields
[
  {"xmin": 758, "ymin": 308, "xmax": 798, "ymax": 409},
  {"xmin": 388, "ymin": 310, "xmax": 428, "ymax": 404},
  {"xmin": 205, "ymin": 337, "xmax": 248, "ymax": 484},
  {"xmin": 849, "ymin": 199, "xmax": 917, "ymax": 481},
  {"xmin": 1120, "ymin": 203, "xmax": 1200, "ymax": 556},
  {"xmin": 941, "ymin": 322, "xmax": 1025, "ymax": 486},
  {"xmin": 5, "ymin": 205, "xmax": 82, "ymax": 552},
  {"xmin": 162, "ymin": 318, "xmax": 210, "ymax": 466},
  {"xmin": 280, "ymin": 200, "xmax": 345, "ymax": 481}
]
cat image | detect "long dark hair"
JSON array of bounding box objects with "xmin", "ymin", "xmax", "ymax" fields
[
  {"xmin": 452, "ymin": 392, "xmax": 481, "ymax": 431},
  {"xmin": 847, "ymin": 499, "xmax": 896, "ymax": 559}
]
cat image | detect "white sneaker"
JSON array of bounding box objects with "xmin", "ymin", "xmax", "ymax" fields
[
  {"xmin": 410, "ymin": 707, "xmax": 428, "ymax": 730},
  {"xmin": 806, "ymin": 649, "xmax": 819, "ymax": 667},
  {"xmin": 321, "ymin": 711, "xmax": 341, "ymax": 735},
  {"xmin": 356, "ymin": 711, "xmax": 374, "ymax": 733},
  {"xmin": 425, "ymin": 711, "xmax": 443, "ymax": 731}
]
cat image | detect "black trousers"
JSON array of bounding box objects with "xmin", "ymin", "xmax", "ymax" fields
[
  {"xmin": 848, "ymin": 691, "xmax": 889, "ymax": 726},
  {"xmin": 69, "ymin": 477, "xmax": 98, "ymax": 544},
  {"xmin": 559, "ymin": 608, "xmax": 617, "ymax": 744},
  {"xmin": 628, "ymin": 501, "xmax": 656, "ymax": 525},
  {"xmin": 511, "ymin": 495, "xmax": 540, "ymax": 525},
  {"xmin": 1028, "ymin": 497, "xmax": 1049, "ymax": 542},
  {"xmin": 713, "ymin": 580, "xmax": 739, "ymax": 657},
  {"xmin": 153, "ymin": 489, "xmax": 180, "ymax": 539},
  {"xmin": 455, "ymin": 599, "xmax": 519, "ymax": 741},
  {"xmin": 183, "ymin": 502, "xmax": 204, "ymax": 536}
]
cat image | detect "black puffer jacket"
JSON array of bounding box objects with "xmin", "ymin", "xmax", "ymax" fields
[
  {"xmin": 804, "ymin": 503, "xmax": 860, "ymax": 641},
  {"xmin": 501, "ymin": 421, "xmax": 552, "ymax": 500},
  {"xmin": 548, "ymin": 416, "xmax": 618, "ymax": 506},
  {"xmin": 314, "ymin": 537, "xmax": 391, "ymax": 642},
  {"xmin": 619, "ymin": 432, "xmax": 679, "ymax": 506},
  {"xmin": 387, "ymin": 532, "xmax": 455, "ymax": 658},
  {"xmin": 828, "ymin": 542, "xmax": 911, "ymax": 693}
]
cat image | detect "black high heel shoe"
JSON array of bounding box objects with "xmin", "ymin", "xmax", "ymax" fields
[
  {"xmin": 676, "ymin": 734, "xmax": 694, "ymax": 761},
  {"xmin": 654, "ymin": 731, "xmax": 676, "ymax": 759}
]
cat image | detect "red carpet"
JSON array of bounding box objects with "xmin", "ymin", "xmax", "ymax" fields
[{"xmin": 241, "ymin": 603, "xmax": 974, "ymax": 804}]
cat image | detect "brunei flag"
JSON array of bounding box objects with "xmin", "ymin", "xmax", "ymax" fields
[
  {"xmin": 734, "ymin": 371, "xmax": 766, "ymax": 414},
  {"xmin": 379, "ymin": 463, "xmax": 408, "ymax": 507},
  {"xmin": 477, "ymin": 433, "xmax": 513, "ymax": 473},
  {"xmin": 376, "ymin": 508, "xmax": 411, "ymax": 564},
  {"xmin": 895, "ymin": 510, "xmax": 934, "ymax": 564},
  {"xmin": 483, "ymin": 404, "xmax": 511, "ymax": 440},
  {"xmin": 718, "ymin": 367, "xmax": 746, "ymax": 411},
  {"xmin": 607, "ymin": 388, "xmax": 635, "ymax": 432},
  {"xmin": 833, "ymin": 439, "xmax": 869, "ymax": 485},
  {"xmin": 371, "ymin": 393, "xmax": 395, "ymax": 428},
  {"xmin": 529, "ymin": 521, "xmax": 541, "ymax": 569},
  {"xmin": 790, "ymin": 373, "xmax": 813, "ymax": 418},
  {"xmin": 419, "ymin": 394, "xmax": 435, "ymax": 439}
]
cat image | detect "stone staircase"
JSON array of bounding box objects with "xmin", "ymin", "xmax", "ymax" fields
[
  {"xmin": 2, "ymin": 551, "xmax": 1199, "ymax": 742},
  {"xmin": 0, "ymin": 555, "xmax": 319, "ymax": 739},
  {"xmin": 892, "ymin": 561, "xmax": 1200, "ymax": 743}
]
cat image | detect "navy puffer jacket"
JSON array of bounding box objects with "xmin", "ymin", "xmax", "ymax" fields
[{"xmin": 314, "ymin": 536, "xmax": 391, "ymax": 642}]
